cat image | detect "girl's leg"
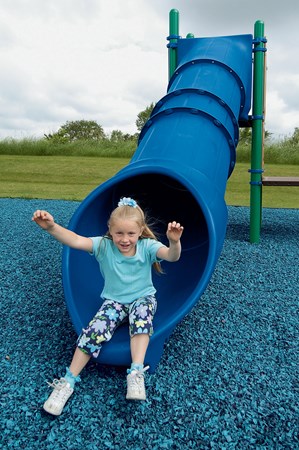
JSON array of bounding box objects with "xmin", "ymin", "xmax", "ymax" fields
[
  {"xmin": 69, "ymin": 347, "xmax": 91, "ymax": 377},
  {"xmin": 126, "ymin": 295, "xmax": 157, "ymax": 401},
  {"xmin": 76, "ymin": 299, "xmax": 128, "ymax": 361},
  {"xmin": 43, "ymin": 300, "xmax": 128, "ymax": 416},
  {"xmin": 130, "ymin": 334, "xmax": 149, "ymax": 366},
  {"xmin": 128, "ymin": 295, "xmax": 157, "ymax": 367}
]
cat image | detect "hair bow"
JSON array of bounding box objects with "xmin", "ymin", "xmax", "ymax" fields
[{"xmin": 118, "ymin": 197, "xmax": 137, "ymax": 208}]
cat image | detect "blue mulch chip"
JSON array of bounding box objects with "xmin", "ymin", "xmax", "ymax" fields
[{"xmin": 0, "ymin": 199, "xmax": 298, "ymax": 449}]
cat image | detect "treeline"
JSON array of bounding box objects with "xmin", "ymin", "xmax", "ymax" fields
[
  {"xmin": 0, "ymin": 119, "xmax": 140, "ymax": 158},
  {"xmin": 0, "ymin": 118, "xmax": 298, "ymax": 164}
]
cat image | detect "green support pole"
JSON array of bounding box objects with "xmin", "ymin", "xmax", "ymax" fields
[
  {"xmin": 168, "ymin": 9, "xmax": 179, "ymax": 80},
  {"xmin": 249, "ymin": 20, "xmax": 266, "ymax": 243}
]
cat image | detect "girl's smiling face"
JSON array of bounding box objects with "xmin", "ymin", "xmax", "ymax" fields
[{"xmin": 109, "ymin": 219, "xmax": 143, "ymax": 256}]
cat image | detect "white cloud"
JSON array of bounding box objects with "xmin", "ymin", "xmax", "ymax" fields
[{"xmin": 0, "ymin": 0, "xmax": 298, "ymax": 139}]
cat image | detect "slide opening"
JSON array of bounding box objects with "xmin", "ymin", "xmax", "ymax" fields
[{"xmin": 65, "ymin": 173, "xmax": 211, "ymax": 334}]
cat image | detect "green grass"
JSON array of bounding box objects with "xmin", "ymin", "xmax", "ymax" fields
[
  {"xmin": 225, "ymin": 163, "xmax": 299, "ymax": 208},
  {"xmin": 0, "ymin": 155, "xmax": 129, "ymax": 201},
  {"xmin": 1, "ymin": 155, "xmax": 298, "ymax": 208}
]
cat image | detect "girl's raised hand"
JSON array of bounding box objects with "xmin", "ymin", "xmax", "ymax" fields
[
  {"xmin": 32, "ymin": 210, "xmax": 55, "ymax": 230},
  {"xmin": 166, "ymin": 221, "xmax": 184, "ymax": 243}
]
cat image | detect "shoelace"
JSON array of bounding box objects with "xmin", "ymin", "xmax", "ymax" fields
[
  {"xmin": 46, "ymin": 378, "xmax": 71, "ymax": 400},
  {"xmin": 128, "ymin": 366, "xmax": 150, "ymax": 386},
  {"xmin": 47, "ymin": 378, "xmax": 67, "ymax": 389},
  {"xmin": 128, "ymin": 365, "xmax": 150, "ymax": 375},
  {"xmin": 138, "ymin": 365, "xmax": 150, "ymax": 375}
]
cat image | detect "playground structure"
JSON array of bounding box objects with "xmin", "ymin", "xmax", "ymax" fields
[
  {"xmin": 61, "ymin": 10, "xmax": 292, "ymax": 372},
  {"xmin": 245, "ymin": 19, "xmax": 299, "ymax": 242}
]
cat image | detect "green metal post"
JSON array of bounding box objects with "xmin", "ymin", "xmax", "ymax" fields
[
  {"xmin": 249, "ymin": 20, "xmax": 266, "ymax": 243},
  {"xmin": 168, "ymin": 9, "xmax": 179, "ymax": 80}
]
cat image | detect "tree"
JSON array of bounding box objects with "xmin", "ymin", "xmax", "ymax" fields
[
  {"xmin": 110, "ymin": 129, "xmax": 136, "ymax": 142},
  {"xmin": 289, "ymin": 127, "xmax": 299, "ymax": 145},
  {"xmin": 239, "ymin": 127, "xmax": 252, "ymax": 145},
  {"xmin": 45, "ymin": 120, "xmax": 105, "ymax": 142},
  {"xmin": 239, "ymin": 127, "xmax": 271, "ymax": 145},
  {"xmin": 135, "ymin": 103, "xmax": 155, "ymax": 132}
]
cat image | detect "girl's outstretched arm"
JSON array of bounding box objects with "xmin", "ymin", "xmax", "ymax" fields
[
  {"xmin": 32, "ymin": 210, "xmax": 93, "ymax": 252},
  {"xmin": 157, "ymin": 221, "xmax": 184, "ymax": 262}
]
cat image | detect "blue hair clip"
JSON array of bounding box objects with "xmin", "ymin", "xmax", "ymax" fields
[{"xmin": 118, "ymin": 197, "xmax": 137, "ymax": 208}]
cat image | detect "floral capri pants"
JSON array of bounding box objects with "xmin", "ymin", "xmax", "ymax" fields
[{"xmin": 77, "ymin": 295, "xmax": 157, "ymax": 358}]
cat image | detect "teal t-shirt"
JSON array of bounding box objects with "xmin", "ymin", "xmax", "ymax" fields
[{"xmin": 90, "ymin": 237, "xmax": 165, "ymax": 304}]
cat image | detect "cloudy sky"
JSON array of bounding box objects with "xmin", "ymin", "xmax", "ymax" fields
[{"xmin": 1, "ymin": 0, "xmax": 299, "ymax": 140}]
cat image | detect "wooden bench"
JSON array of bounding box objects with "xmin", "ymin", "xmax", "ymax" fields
[{"xmin": 262, "ymin": 176, "xmax": 299, "ymax": 186}]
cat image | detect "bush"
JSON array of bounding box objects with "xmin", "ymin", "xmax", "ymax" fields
[
  {"xmin": 45, "ymin": 120, "xmax": 106, "ymax": 143},
  {"xmin": 0, "ymin": 138, "xmax": 137, "ymax": 158}
]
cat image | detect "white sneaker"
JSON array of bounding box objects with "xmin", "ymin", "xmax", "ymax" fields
[
  {"xmin": 126, "ymin": 366, "xmax": 149, "ymax": 401},
  {"xmin": 43, "ymin": 378, "xmax": 74, "ymax": 416}
]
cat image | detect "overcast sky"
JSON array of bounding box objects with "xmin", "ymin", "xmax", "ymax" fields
[{"xmin": 1, "ymin": 0, "xmax": 299, "ymax": 140}]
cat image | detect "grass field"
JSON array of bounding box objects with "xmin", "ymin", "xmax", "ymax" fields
[
  {"xmin": 225, "ymin": 162, "xmax": 299, "ymax": 208},
  {"xmin": 0, "ymin": 155, "xmax": 127, "ymax": 201},
  {"xmin": 0, "ymin": 155, "xmax": 298, "ymax": 208}
]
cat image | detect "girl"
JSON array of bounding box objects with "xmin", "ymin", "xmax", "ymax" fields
[{"xmin": 32, "ymin": 197, "xmax": 184, "ymax": 416}]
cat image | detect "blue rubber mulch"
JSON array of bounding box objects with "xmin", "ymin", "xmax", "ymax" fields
[{"xmin": 0, "ymin": 198, "xmax": 298, "ymax": 450}]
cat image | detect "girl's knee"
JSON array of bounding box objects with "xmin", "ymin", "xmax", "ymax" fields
[
  {"xmin": 129, "ymin": 295, "xmax": 157, "ymax": 337},
  {"xmin": 77, "ymin": 327, "xmax": 113, "ymax": 358}
]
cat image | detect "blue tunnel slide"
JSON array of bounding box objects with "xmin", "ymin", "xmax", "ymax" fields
[{"xmin": 62, "ymin": 34, "xmax": 253, "ymax": 372}]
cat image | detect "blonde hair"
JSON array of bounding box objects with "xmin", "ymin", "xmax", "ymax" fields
[{"xmin": 107, "ymin": 203, "xmax": 163, "ymax": 274}]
